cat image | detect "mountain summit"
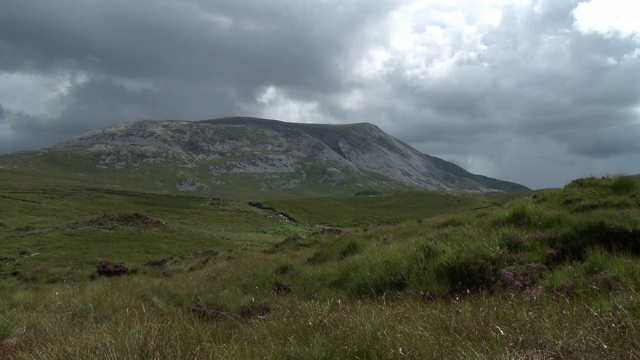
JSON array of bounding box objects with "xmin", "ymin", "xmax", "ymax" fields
[{"xmin": 2, "ymin": 117, "xmax": 528, "ymax": 198}]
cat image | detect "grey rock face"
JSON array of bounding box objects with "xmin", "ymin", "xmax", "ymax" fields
[{"xmin": 49, "ymin": 117, "xmax": 529, "ymax": 194}]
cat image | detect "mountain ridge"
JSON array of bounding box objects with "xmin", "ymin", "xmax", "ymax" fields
[{"xmin": 0, "ymin": 117, "xmax": 529, "ymax": 198}]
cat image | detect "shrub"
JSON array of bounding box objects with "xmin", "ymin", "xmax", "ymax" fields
[
  {"xmin": 550, "ymin": 221, "xmax": 640, "ymax": 261},
  {"xmin": 610, "ymin": 176, "xmax": 637, "ymax": 194},
  {"xmin": 499, "ymin": 263, "xmax": 546, "ymax": 289},
  {"xmin": 566, "ymin": 177, "xmax": 601, "ymax": 189},
  {"xmin": 437, "ymin": 254, "xmax": 498, "ymax": 294}
]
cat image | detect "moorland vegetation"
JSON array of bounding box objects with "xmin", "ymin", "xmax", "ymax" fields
[{"xmin": 1, "ymin": 170, "xmax": 639, "ymax": 359}]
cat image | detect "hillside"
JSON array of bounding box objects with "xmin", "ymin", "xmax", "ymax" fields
[{"xmin": 0, "ymin": 117, "xmax": 528, "ymax": 199}]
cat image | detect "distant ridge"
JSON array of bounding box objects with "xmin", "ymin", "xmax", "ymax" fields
[{"xmin": 0, "ymin": 117, "xmax": 529, "ymax": 198}]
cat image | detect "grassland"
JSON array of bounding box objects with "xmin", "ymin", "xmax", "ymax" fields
[
  {"xmin": 0, "ymin": 150, "xmax": 415, "ymax": 200},
  {"xmin": 1, "ymin": 169, "xmax": 639, "ymax": 359}
]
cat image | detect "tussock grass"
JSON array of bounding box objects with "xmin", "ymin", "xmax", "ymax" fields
[{"xmin": 1, "ymin": 175, "xmax": 640, "ymax": 358}]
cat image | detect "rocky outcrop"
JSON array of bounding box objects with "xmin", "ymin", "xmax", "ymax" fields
[{"xmin": 23, "ymin": 117, "xmax": 528, "ymax": 196}]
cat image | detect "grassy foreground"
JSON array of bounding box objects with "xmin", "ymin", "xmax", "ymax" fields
[{"xmin": 1, "ymin": 175, "xmax": 639, "ymax": 358}]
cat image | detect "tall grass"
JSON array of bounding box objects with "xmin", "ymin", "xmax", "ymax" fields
[
  {"xmin": 2, "ymin": 176, "xmax": 640, "ymax": 358},
  {"xmin": 4, "ymin": 277, "xmax": 639, "ymax": 359}
]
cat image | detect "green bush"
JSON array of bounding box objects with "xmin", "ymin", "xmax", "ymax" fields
[
  {"xmin": 610, "ymin": 176, "xmax": 637, "ymax": 194},
  {"xmin": 498, "ymin": 263, "xmax": 546, "ymax": 289},
  {"xmin": 437, "ymin": 254, "xmax": 499, "ymax": 294},
  {"xmin": 549, "ymin": 221, "xmax": 640, "ymax": 261}
]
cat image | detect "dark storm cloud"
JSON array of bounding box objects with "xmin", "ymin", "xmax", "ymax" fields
[
  {"xmin": 0, "ymin": 0, "xmax": 395, "ymax": 150},
  {"xmin": 0, "ymin": 0, "xmax": 639, "ymax": 188},
  {"xmin": 0, "ymin": 109, "xmax": 61, "ymax": 154},
  {"xmin": 0, "ymin": 0, "xmax": 391, "ymax": 88},
  {"xmin": 55, "ymin": 79, "xmax": 239, "ymax": 127}
]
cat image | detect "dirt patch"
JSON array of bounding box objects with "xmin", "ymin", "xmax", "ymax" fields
[
  {"xmin": 96, "ymin": 259, "xmax": 130, "ymax": 277},
  {"xmin": 188, "ymin": 300, "xmax": 225, "ymax": 320},
  {"xmin": 239, "ymin": 300, "xmax": 271, "ymax": 319},
  {"xmin": 0, "ymin": 336, "xmax": 20, "ymax": 355},
  {"xmin": 316, "ymin": 227, "xmax": 344, "ymax": 236},
  {"xmin": 146, "ymin": 250, "xmax": 218, "ymax": 268},
  {"xmin": 273, "ymin": 281, "xmax": 292, "ymax": 294},
  {"xmin": 71, "ymin": 212, "xmax": 166, "ymax": 229}
]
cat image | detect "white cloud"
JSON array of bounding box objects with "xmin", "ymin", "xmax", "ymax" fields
[
  {"xmin": 376, "ymin": 1, "xmax": 505, "ymax": 83},
  {"xmin": 623, "ymin": 48, "xmax": 640, "ymax": 62},
  {"xmin": 573, "ymin": 0, "xmax": 640, "ymax": 38},
  {"xmin": 337, "ymin": 89, "xmax": 366, "ymax": 110},
  {"xmin": 0, "ymin": 72, "xmax": 78, "ymax": 118},
  {"xmin": 355, "ymin": 48, "xmax": 391, "ymax": 78},
  {"xmin": 252, "ymin": 86, "xmax": 331, "ymax": 124}
]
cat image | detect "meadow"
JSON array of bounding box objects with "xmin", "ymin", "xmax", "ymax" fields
[{"xmin": 1, "ymin": 169, "xmax": 639, "ymax": 359}]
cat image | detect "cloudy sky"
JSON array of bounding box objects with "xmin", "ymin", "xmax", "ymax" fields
[{"xmin": 1, "ymin": 0, "xmax": 639, "ymax": 189}]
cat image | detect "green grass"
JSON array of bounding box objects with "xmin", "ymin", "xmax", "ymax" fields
[
  {"xmin": 1, "ymin": 174, "xmax": 640, "ymax": 358},
  {"xmin": 263, "ymin": 190, "xmax": 524, "ymax": 227},
  {"xmin": 0, "ymin": 176, "xmax": 314, "ymax": 281},
  {"xmin": 0, "ymin": 151, "xmax": 413, "ymax": 200}
]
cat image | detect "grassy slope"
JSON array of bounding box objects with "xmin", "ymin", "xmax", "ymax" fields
[
  {"xmin": 0, "ymin": 151, "xmax": 415, "ymax": 200},
  {"xmin": 1, "ymin": 173, "xmax": 640, "ymax": 359},
  {"xmin": 265, "ymin": 190, "xmax": 529, "ymax": 227},
  {"xmin": 0, "ymin": 168, "xmax": 313, "ymax": 280}
]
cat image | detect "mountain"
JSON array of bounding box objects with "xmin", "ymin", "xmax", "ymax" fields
[{"xmin": 0, "ymin": 117, "xmax": 528, "ymax": 198}]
